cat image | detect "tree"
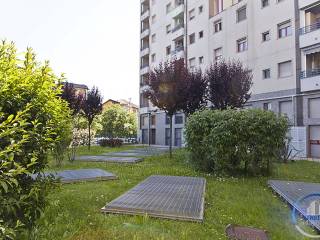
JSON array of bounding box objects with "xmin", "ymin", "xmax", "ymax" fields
[
  {"xmin": 0, "ymin": 41, "xmax": 71, "ymax": 236},
  {"xmin": 60, "ymin": 82, "xmax": 85, "ymax": 162},
  {"xmin": 144, "ymin": 59, "xmax": 188, "ymax": 157},
  {"xmin": 179, "ymin": 69, "xmax": 206, "ymax": 116},
  {"xmin": 61, "ymin": 82, "xmax": 84, "ymax": 116},
  {"xmin": 82, "ymin": 87, "xmax": 103, "ymax": 150},
  {"xmin": 99, "ymin": 105, "xmax": 137, "ymax": 139},
  {"xmin": 205, "ymin": 60, "xmax": 253, "ymax": 110}
]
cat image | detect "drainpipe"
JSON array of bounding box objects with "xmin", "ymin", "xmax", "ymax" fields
[
  {"xmin": 184, "ymin": 0, "xmax": 188, "ymax": 67},
  {"xmin": 148, "ymin": 112, "xmax": 151, "ymax": 146}
]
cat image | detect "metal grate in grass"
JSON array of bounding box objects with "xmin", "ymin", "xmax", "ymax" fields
[
  {"xmin": 101, "ymin": 175, "xmax": 206, "ymax": 222},
  {"xmin": 33, "ymin": 169, "xmax": 117, "ymax": 183},
  {"xmin": 76, "ymin": 155, "xmax": 143, "ymax": 163},
  {"xmin": 269, "ymin": 180, "xmax": 320, "ymax": 231}
]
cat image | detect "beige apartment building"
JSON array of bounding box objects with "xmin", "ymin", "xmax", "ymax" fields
[{"xmin": 139, "ymin": 0, "xmax": 320, "ymax": 158}]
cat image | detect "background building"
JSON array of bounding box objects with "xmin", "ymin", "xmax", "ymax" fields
[
  {"xmin": 139, "ymin": 0, "xmax": 320, "ymax": 158},
  {"xmin": 103, "ymin": 99, "xmax": 139, "ymax": 114}
]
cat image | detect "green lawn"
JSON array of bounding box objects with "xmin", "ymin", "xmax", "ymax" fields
[{"xmin": 30, "ymin": 146, "xmax": 320, "ymax": 240}]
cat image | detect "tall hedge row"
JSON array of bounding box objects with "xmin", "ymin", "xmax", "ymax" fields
[{"xmin": 185, "ymin": 109, "xmax": 289, "ymax": 176}]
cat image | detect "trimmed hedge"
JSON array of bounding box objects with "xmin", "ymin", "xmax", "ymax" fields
[
  {"xmin": 99, "ymin": 138, "xmax": 123, "ymax": 148},
  {"xmin": 185, "ymin": 109, "xmax": 289, "ymax": 176}
]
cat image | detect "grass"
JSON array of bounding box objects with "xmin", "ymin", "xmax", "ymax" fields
[{"xmin": 29, "ymin": 146, "xmax": 320, "ymax": 240}]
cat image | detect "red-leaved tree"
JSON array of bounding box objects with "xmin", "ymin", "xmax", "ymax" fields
[
  {"xmin": 82, "ymin": 87, "xmax": 103, "ymax": 150},
  {"xmin": 179, "ymin": 69, "xmax": 206, "ymax": 116},
  {"xmin": 206, "ymin": 60, "xmax": 253, "ymax": 110},
  {"xmin": 144, "ymin": 59, "xmax": 188, "ymax": 157}
]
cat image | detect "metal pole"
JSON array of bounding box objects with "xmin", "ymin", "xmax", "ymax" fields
[{"xmin": 148, "ymin": 112, "xmax": 151, "ymax": 146}]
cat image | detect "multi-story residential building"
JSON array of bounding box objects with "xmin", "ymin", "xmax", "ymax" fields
[{"xmin": 139, "ymin": 0, "xmax": 320, "ymax": 158}]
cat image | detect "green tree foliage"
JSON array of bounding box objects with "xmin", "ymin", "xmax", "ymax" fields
[
  {"xmin": 99, "ymin": 105, "xmax": 137, "ymax": 138},
  {"xmin": 0, "ymin": 41, "xmax": 71, "ymax": 236},
  {"xmin": 82, "ymin": 87, "xmax": 103, "ymax": 150},
  {"xmin": 185, "ymin": 109, "xmax": 289, "ymax": 176}
]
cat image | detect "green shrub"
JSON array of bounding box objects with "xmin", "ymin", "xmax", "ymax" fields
[
  {"xmin": 185, "ymin": 109, "xmax": 289, "ymax": 176},
  {"xmin": 0, "ymin": 41, "xmax": 71, "ymax": 236},
  {"xmin": 99, "ymin": 138, "xmax": 123, "ymax": 148}
]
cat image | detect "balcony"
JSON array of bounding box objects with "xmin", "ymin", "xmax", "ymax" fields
[
  {"xmin": 141, "ymin": 9, "xmax": 150, "ymax": 21},
  {"xmin": 172, "ymin": 24, "xmax": 184, "ymax": 33},
  {"xmin": 170, "ymin": 2, "xmax": 184, "ymax": 18},
  {"xmin": 300, "ymin": 69, "xmax": 320, "ymax": 91},
  {"xmin": 140, "ymin": 64, "xmax": 150, "ymax": 75},
  {"xmin": 141, "ymin": 28, "xmax": 150, "ymax": 39},
  {"xmin": 140, "ymin": 46, "xmax": 150, "ymax": 56},
  {"xmin": 171, "ymin": 24, "xmax": 184, "ymax": 39},
  {"xmin": 300, "ymin": 21, "xmax": 320, "ymax": 35},
  {"xmin": 170, "ymin": 45, "xmax": 184, "ymax": 59}
]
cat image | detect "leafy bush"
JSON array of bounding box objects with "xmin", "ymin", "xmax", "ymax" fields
[
  {"xmin": 0, "ymin": 41, "xmax": 71, "ymax": 236},
  {"xmin": 99, "ymin": 105, "xmax": 137, "ymax": 139},
  {"xmin": 185, "ymin": 109, "xmax": 289, "ymax": 176},
  {"xmin": 99, "ymin": 138, "xmax": 123, "ymax": 148}
]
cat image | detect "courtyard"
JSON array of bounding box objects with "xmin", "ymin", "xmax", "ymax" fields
[{"xmin": 27, "ymin": 146, "xmax": 319, "ymax": 240}]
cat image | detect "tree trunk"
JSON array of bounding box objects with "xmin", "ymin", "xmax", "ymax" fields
[
  {"xmin": 169, "ymin": 115, "xmax": 173, "ymax": 158},
  {"xmin": 88, "ymin": 122, "xmax": 91, "ymax": 151}
]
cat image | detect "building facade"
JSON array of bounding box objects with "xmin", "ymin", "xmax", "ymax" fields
[
  {"xmin": 139, "ymin": 0, "xmax": 320, "ymax": 158},
  {"xmin": 102, "ymin": 99, "xmax": 139, "ymax": 114}
]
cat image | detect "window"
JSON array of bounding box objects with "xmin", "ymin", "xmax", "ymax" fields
[
  {"xmin": 237, "ymin": 6, "xmax": 247, "ymax": 22},
  {"xmin": 309, "ymin": 98, "xmax": 320, "ymax": 118},
  {"xmin": 165, "ymin": 128, "xmax": 171, "ymax": 146},
  {"xmin": 151, "ymin": 115, "xmax": 156, "ymax": 125},
  {"xmin": 151, "ymin": 54, "xmax": 156, "ymax": 62},
  {"xmin": 151, "ymin": 15, "xmax": 156, "ymax": 24},
  {"xmin": 263, "ymin": 103, "xmax": 272, "ymax": 111},
  {"xmin": 262, "ymin": 31, "xmax": 270, "ymax": 42},
  {"xmin": 279, "ymin": 101, "xmax": 293, "ymax": 122},
  {"xmin": 199, "ymin": 5, "xmax": 203, "ymax": 14},
  {"xmin": 199, "ymin": 31, "xmax": 204, "ymax": 39},
  {"xmin": 175, "ymin": 115, "xmax": 184, "ymax": 124},
  {"xmin": 166, "ymin": 46, "xmax": 171, "ymax": 56},
  {"xmin": 166, "ymin": 3, "xmax": 172, "ymax": 13},
  {"xmin": 165, "ymin": 115, "xmax": 171, "ymax": 125},
  {"xmin": 278, "ymin": 60, "xmax": 293, "ymax": 78},
  {"xmin": 174, "ymin": 128, "xmax": 182, "ymax": 147},
  {"xmin": 214, "ymin": 20, "xmax": 222, "ymax": 33},
  {"xmin": 214, "ymin": 48, "xmax": 222, "ymax": 61},
  {"xmin": 189, "ymin": 33, "xmax": 195, "ymax": 44},
  {"xmin": 262, "ymin": 69, "xmax": 271, "ymax": 79},
  {"xmin": 189, "ymin": 57, "xmax": 196, "ymax": 69},
  {"xmin": 199, "ymin": 56, "xmax": 204, "ymax": 64},
  {"xmin": 166, "ymin": 24, "xmax": 171, "ymax": 34},
  {"xmin": 151, "ymin": 34, "xmax": 156, "ymax": 43},
  {"xmin": 237, "ymin": 37, "xmax": 248, "ymax": 52},
  {"xmin": 261, "ymin": 0, "xmax": 269, "ymax": 8},
  {"xmin": 278, "ymin": 21, "xmax": 292, "ymax": 38},
  {"xmin": 278, "ymin": 61, "xmax": 292, "ymax": 78},
  {"xmin": 189, "ymin": 9, "xmax": 195, "ymax": 20}
]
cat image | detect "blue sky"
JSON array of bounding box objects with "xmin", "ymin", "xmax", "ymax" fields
[{"xmin": 0, "ymin": 0, "xmax": 140, "ymax": 104}]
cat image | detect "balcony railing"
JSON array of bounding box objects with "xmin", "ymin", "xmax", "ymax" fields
[
  {"xmin": 140, "ymin": 64, "xmax": 149, "ymax": 70},
  {"xmin": 171, "ymin": 46, "xmax": 184, "ymax": 55},
  {"xmin": 299, "ymin": 21, "xmax": 320, "ymax": 35},
  {"xmin": 172, "ymin": 24, "xmax": 184, "ymax": 33},
  {"xmin": 141, "ymin": 27, "xmax": 149, "ymax": 33},
  {"xmin": 141, "ymin": 8, "xmax": 149, "ymax": 15},
  {"xmin": 300, "ymin": 69, "xmax": 320, "ymax": 79},
  {"xmin": 141, "ymin": 45, "xmax": 149, "ymax": 51}
]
